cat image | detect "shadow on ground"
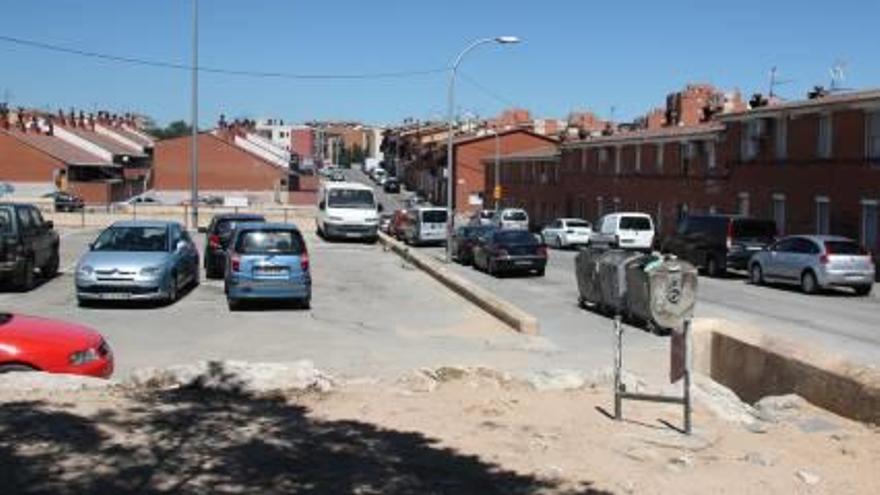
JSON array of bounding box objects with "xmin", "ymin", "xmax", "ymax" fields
[{"xmin": 0, "ymin": 389, "xmax": 609, "ymax": 494}]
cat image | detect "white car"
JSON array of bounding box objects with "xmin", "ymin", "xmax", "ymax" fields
[
  {"xmin": 541, "ymin": 218, "xmax": 593, "ymax": 248},
  {"xmin": 492, "ymin": 208, "xmax": 529, "ymax": 230},
  {"xmin": 591, "ymin": 212, "xmax": 655, "ymax": 250},
  {"xmin": 316, "ymin": 181, "xmax": 381, "ymax": 242}
]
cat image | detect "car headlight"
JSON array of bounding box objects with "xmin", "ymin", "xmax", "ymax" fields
[
  {"xmin": 77, "ymin": 265, "xmax": 94, "ymax": 277},
  {"xmin": 69, "ymin": 348, "xmax": 100, "ymax": 366},
  {"xmin": 140, "ymin": 266, "xmax": 162, "ymax": 277}
]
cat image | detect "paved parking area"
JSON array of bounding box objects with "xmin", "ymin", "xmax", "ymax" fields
[{"xmin": 0, "ymin": 227, "xmax": 563, "ymax": 379}]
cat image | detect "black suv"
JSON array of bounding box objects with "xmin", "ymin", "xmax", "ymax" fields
[
  {"xmin": 53, "ymin": 191, "xmax": 85, "ymax": 212},
  {"xmin": 0, "ymin": 203, "xmax": 60, "ymax": 290},
  {"xmin": 383, "ymin": 178, "xmax": 401, "ymax": 194},
  {"xmin": 202, "ymin": 213, "xmax": 266, "ymax": 278},
  {"xmin": 662, "ymin": 215, "xmax": 777, "ymax": 276}
]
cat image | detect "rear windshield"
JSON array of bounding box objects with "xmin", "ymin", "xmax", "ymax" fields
[
  {"xmin": 825, "ymin": 241, "xmax": 867, "ymax": 255},
  {"xmin": 503, "ymin": 210, "xmax": 527, "ymax": 221},
  {"xmin": 619, "ymin": 216, "xmax": 652, "ymax": 231},
  {"xmin": 235, "ymin": 230, "xmax": 304, "ymax": 255},
  {"xmin": 216, "ymin": 217, "xmax": 265, "ymax": 235},
  {"xmin": 0, "ymin": 209, "xmax": 13, "ymax": 234},
  {"xmin": 733, "ymin": 220, "xmax": 776, "ymax": 239},
  {"xmin": 566, "ymin": 220, "xmax": 591, "ymax": 228},
  {"xmin": 495, "ymin": 230, "xmax": 536, "ymax": 244},
  {"xmin": 421, "ymin": 210, "xmax": 448, "ymax": 223}
]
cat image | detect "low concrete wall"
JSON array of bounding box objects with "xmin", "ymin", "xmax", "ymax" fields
[
  {"xmin": 693, "ymin": 319, "xmax": 880, "ymax": 424},
  {"xmin": 378, "ymin": 233, "xmax": 539, "ymax": 335}
]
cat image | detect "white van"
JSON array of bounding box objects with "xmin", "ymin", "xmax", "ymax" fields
[
  {"xmin": 316, "ymin": 181, "xmax": 381, "ymax": 242},
  {"xmin": 592, "ymin": 212, "xmax": 655, "ymax": 250},
  {"xmin": 403, "ymin": 207, "xmax": 449, "ymax": 245},
  {"xmin": 493, "ymin": 208, "xmax": 529, "ymax": 230}
]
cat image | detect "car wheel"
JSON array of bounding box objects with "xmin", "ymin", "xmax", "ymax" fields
[
  {"xmin": 17, "ymin": 257, "xmax": 35, "ymax": 291},
  {"xmin": 801, "ymin": 270, "xmax": 818, "ymax": 295},
  {"xmin": 749, "ymin": 264, "xmax": 764, "ymax": 285},
  {"xmin": 555, "ymin": 235, "xmax": 563, "ymax": 249},
  {"xmin": 299, "ymin": 297, "xmax": 311, "ymax": 310},
  {"xmin": 707, "ymin": 256, "xmax": 722, "ymax": 277},
  {"xmin": 535, "ymin": 267, "xmax": 546, "ymax": 277},
  {"xmin": 577, "ymin": 295, "xmax": 587, "ymax": 309},
  {"xmin": 854, "ymin": 284, "xmax": 873, "ymax": 296},
  {"xmin": 0, "ymin": 364, "xmax": 37, "ymax": 373},
  {"xmin": 228, "ymin": 297, "xmax": 241, "ymax": 311},
  {"xmin": 166, "ymin": 272, "xmax": 179, "ymax": 304},
  {"xmin": 488, "ymin": 259, "xmax": 498, "ymax": 277},
  {"xmin": 41, "ymin": 248, "xmax": 60, "ymax": 279}
]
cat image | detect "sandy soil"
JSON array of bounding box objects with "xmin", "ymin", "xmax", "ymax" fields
[{"xmin": 1, "ymin": 372, "xmax": 878, "ymax": 495}]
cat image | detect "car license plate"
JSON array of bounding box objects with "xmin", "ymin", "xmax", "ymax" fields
[
  {"xmin": 344, "ymin": 232, "xmax": 361, "ymax": 238},
  {"xmin": 256, "ymin": 266, "xmax": 287, "ymax": 274},
  {"xmin": 100, "ymin": 293, "xmax": 130, "ymax": 300},
  {"xmin": 515, "ymin": 260, "xmax": 532, "ymax": 266}
]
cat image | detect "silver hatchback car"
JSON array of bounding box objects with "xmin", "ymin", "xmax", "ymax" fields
[{"xmin": 749, "ymin": 235, "xmax": 875, "ymax": 295}]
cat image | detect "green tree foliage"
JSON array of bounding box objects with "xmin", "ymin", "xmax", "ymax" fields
[{"xmin": 147, "ymin": 120, "xmax": 193, "ymax": 140}]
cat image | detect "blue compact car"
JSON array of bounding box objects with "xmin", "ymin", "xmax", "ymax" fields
[{"xmin": 224, "ymin": 223, "xmax": 311, "ymax": 310}]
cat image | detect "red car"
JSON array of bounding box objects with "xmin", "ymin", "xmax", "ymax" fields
[{"xmin": 0, "ymin": 313, "xmax": 113, "ymax": 378}]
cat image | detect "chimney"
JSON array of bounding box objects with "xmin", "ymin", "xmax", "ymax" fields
[
  {"xmin": 57, "ymin": 109, "xmax": 66, "ymax": 125},
  {"xmin": 88, "ymin": 113, "xmax": 96, "ymax": 131},
  {"xmin": 46, "ymin": 115, "xmax": 54, "ymax": 136},
  {"xmin": 218, "ymin": 114, "xmax": 227, "ymax": 129},
  {"xmin": 68, "ymin": 109, "xmax": 76, "ymax": 127},
  {"xmin": 0, "ymin": 107, "xmax": 8, "ymax": 131}
]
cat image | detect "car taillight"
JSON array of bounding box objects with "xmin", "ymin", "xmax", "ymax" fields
[
  {"xmin": 209, "ymin": 234, "xmax": 221, "ymax": 249},
  {"xmin": 819, "ymin": 254, "xmax": 829, "ymax": 264},
  {"xmin": 726, "ymin": 221, "xmax": 733, "ymax": 250},
  {"xmin": 300, "ymin": 252, "xmax": 310, "ymax": 272},
  {"xmin": 231, "ymin": 255, "xmax": 241, "ymax": 272}
]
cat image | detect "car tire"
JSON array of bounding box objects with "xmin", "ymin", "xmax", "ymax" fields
[
  {"xmin": 0, "ymin": 364, "xmax": 37, "ymax": 373},
  {"xmin": 17, "ymin": 257, "xmax": 35, "ymax": 292},
  {"xmin": 488, "ymin": 259, "xmax": 498, "ymax": 277},
  {"xmin": 854, "ymin": 284, "xmax": 873, "ymax": 296},
  {"xmin": 536, "ymin": 267, "xmax": 546, "ymax": 277},
  {"xmin": 749, "ymin": 264, "xmax": 764, "ymax": 285},
  {"xmin": 555, "ymin": 235, "xmax": 563, "ymax": 249},
  {"xmin": 801, "ymin": 270, "xmax": 819, "ymax": 295},
  {"xmin": 228, "ymin": 298, "xmax": 241, "ymax": 311},
  {"xmin": 166, "ymin": 272, "xmax": 179, "ymax": 304},
  {"xmin": 41, "ymin": 248, "xmax": 60, "ymax": 279},
  {"xmin": 299, "ymin": 297, "xmax": 311, "ymax": 310},
  {"xmin": 707, "ymin": 256, "xmax": 723, "ymax": 277}
]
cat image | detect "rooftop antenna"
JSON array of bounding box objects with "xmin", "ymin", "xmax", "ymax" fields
[
  {"xmin": 829, "ymin": 59, "xmax": 849, "ymax": 92},
  {"xmin": 768, "ymin": 66, "xmax": 793, "ymax": 98}
]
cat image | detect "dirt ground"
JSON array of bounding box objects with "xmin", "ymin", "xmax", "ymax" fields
[{"xmin": 1, "ymin": 371, "xmax": 878, "ymax": 495}]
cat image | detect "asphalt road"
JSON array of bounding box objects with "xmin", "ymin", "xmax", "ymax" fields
[{"xmin": 354, "ymin": 167, "xmax": 880, "ymax": 370}]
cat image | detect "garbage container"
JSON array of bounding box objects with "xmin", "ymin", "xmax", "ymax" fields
[
  {"xmin": 574, "ymin": 246, "xmax": 606, "ymax": 307},
  {"xmin": 596, "ymin": 249, "xmax": 643, "ymax": 314},
  {"xmin": 624, "ymin": 253, "xmax": 697, "ymax": 332}
]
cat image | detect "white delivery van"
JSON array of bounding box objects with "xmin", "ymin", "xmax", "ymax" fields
[
  {"xmin": 592, "ymin": 212, "xmax": 655, "ymax": 250},
  {"xmin": 316, "ymin": 181, "xmax": 382, "ymax": 242},
  {"xmin": 403, "ymin": 207, "xmax": 449, "ymax": 246},
  {"xmin": 493, "ymin": 208, "xmax": 530, "ymax": 230}
]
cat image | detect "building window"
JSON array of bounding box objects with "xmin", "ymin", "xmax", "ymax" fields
[
  {"xmin": 656, "ymin": 202, "xmax": 663, "ymax": 233},
  {"xmin": 817, "ymin": 114, "xmax": 832, "ymax": 159},
  {"xmin": 862, "ymin": 200, "xmax": 878, "ymax": 253},
  {"xmin": 681, "ymin": 142, "xmax": 694, "ymax": 176},
  {"xmin": 868, "ymin": 111, "xmax": 880, "ymax": 162},
  {"xmin": 580, "ymin": 149, "xmax": 587, "ymax": 172},
  {"xmin": 634, "ymin": 145, "xmax": 642, "ymax": 173},
  {"xmin": 741, "ymin": 119, "xmax": 762, "ymax": 161},
  {"xmin": 613, "ymin": 197, "xmax": 621, "ymax": 212},
  {"xmin": 596, "ymin": 196, "xmax": 604, "ymax": 219},
  {"xmin": 815, "ymin": 196, "xmax": 830, "ymax": 235},
  {"xmin": 656, "ymin": 143, "xmax": 664, "ymax": 172},
  {"xmin": 738, "ymin": 192, "xmax": 750, "ymax": 216},
  {"xmin": 614, "ymin": 147, "xmax": 621, "ymax": 175},
  {"xmin": 706, "ymin": 141, "xmax": 716, "ymax": 170},
  {"xmin": 775, "ymin": 116, "xmax": 788, "ymax": 161},
  {"xmin": 772, "ymin": 193, "xmax": 786, "ymax": 235},
  {"xmin": 598, "ymin": 148, "xmax": 608, "ymax": 171}
]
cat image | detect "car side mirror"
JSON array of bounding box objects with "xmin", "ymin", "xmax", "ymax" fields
[
  {"xmin": 88, "ymin": 242, "xmax": 95, "ymax": 251},
  {"xmin": 197, "ymin": 226, "xmax": 207, "ymax": 234},
  {"xmin": 319, "ymin": 201, "xmax": 326, "ymax": 211},
  {"xmin": 44, "ymin": 220, "xmax": 54, "ymax": 230},
  {"xmin": 377, "ymin": 203, "xmax": 384, "ymax": 213},
  {"xmin": 176, "ymin": 240, "xmax": 188, "ymax": 252}
]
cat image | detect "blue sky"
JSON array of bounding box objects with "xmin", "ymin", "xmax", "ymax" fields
[{"xmin": 1, "ymin": 0, "xmax": 877, "ymax": 127}]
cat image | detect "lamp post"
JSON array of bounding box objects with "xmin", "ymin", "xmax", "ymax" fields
[
  {"xmin": 493, "ymin": 128, "xmax": 500, "ymax": 210},
  {"xmin": 189, "ymin": 0, "xmax": 199, "ymax": 230},
  {"xmin": 445, "ymin": 36, "xmax": 519, "ymax": 263}
]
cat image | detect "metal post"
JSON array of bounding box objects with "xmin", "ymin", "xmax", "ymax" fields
[
  {"xmin": 183, "ymin": 205, "xmax": 189, "ymax": 228},
  {"xmin": 614, "ymin": 315, "xmax": 623, "ymax": 420},
  {"xmin": 189, "ymin": 0, "xmax": 200, "ymax": 230},
  {"xmin": 683, "ymin": 318, "xmax": 693, "ymax": 435},
  {"xmin": 494, "ymin": 129, "xmax": 500, "ymax": 210},
  {"xmin": 284, "ymin": 208, "xmax": 289, "ymax": 224},
  {"xmin": 80, "ymin": 207, "xmax": 85, "ymax": 228},
  {"xmin": 444, "ymin": 64, "xmax": 457, "ymax": 263}
]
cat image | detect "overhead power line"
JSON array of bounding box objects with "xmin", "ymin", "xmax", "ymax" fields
[{"xmin": 0, "ymin": 34, "xmax": 448, "ymax": 80}]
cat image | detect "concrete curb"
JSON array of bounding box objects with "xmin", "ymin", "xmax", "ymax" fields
[
  {"xmin": 378, "ymin": 233, "xmax": 540, "ymax": 335},
  {"xmin": 692, "ymin": 318, "xmax": 880, "ymax": 424}
]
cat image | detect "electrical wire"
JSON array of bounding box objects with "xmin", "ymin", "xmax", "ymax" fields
[{"xmin": 0, "ymin": 34, "xmax": 448, "ymax": 80}]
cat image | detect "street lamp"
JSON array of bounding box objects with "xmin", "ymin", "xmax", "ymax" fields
[
  {"xmin": 445, "ymin": 36, "xmax": 520, "ymax": 263},
  {"xmin": 189, "ymin": 0, "xmax": 199, "ymax": 229}
]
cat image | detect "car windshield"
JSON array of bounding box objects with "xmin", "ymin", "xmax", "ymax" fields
[
  {"xmin": 0, "ymin": 209, "xmax": 13, "ymax": 234},
  {"xmin": 496, "ymin": 230, "xmax": 536, "ymax": 245},
  {"xmin": 825, "ymin": 241, "xmax": 867, "ymax": 255},
  {"xmin": 733, "ymin": 220, "xmax": 776, "ymax": 239},
  {"xmin": 217, "ymin": 217, "xmax": 264, "ymax": 236},
  {"xmin": 421, "ymin": 210, "xmax": 447, "ymax": 223},
  {"xmin": 236, "ymin": 230, "xmax": 304, "ymax": 255},
  {"xmin": 327, "ymin": 189, "xmax": 375, "ymax": 209},
  {"xmin": 619, "ymin": 216, "xmax": 652, "ymax": 230},
  {"xmin": 503, "ymin": 211, "xmax": 527, "ymax": 221},
  {"xmin": 566, "ymin": 220, "xmax": 591, "ymax": 228},
  {"xmin": 93, "ymin": 226, "xmax": 168, "ymax": 252}
]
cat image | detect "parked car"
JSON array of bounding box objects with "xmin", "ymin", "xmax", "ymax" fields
[
  {"xmin": 541, "ymin": 218, "xmax": 593, "ymax": 249},
  {"xmin": 492, "ymin": 208, "xmax": 529, "ymax": 230},
  {"xmin": 113, "ymin": 194, "xmax": 161, "ymax": 211},
  {"xmin": 370, "ymin": 168, "xmax": 388, "ymax": 184},
  {"xmin": 0, "ymin": 313, "xmax": 113, "ymax": 377},
  {"xmin": 44, "ymin": 191, "xmax": 85, "ymax": 212},
  {"xmin": 75, "ymin": 220, "xmax": 200, "ymax": 305},
  {"xmin": 470, "ymin": 209, "xmax": 496, "ymax": 226},
  {"xmin": 181, "ymin": 195, "xmax": 223, "ymax": 207},
  {"xmin": 472, "ymin": 229, "xmax": 547, "ymax": 277},
  {"xmin": 225, "ymin": 223, "xmax": 311, "ymax": 310},
  {"xmin": 663, "ymin": 215, "xmax": 777, "ymax": 276},
  {"xmin": 591, "ymin": 212, "xmax": 655, "ymax": 250},
  {"xmin": 379, "ymin": 213, "xmax": 394, "ymax": 234},
  {"xmin": 383, "ymin": 178, "xmax": 401, "ymax": 194},
  {"xmin": 748, "ymin": 235, "xmax": 875, "ymax": 295},
  {"xmin": 0, "ymin": 203, "xmax": 59, "ymax": 290},
  {"xmin": 450, "ymin": 225, "xmax": 494, "ymax": 264},
  {"xmin": 329, "ymin": 171, "xmax": 346, "ymax": 182},
  {"xmin": 401, "ymin": 207, "xmax": 448, "ymax": 246},
  {"xmin": 316, "ymin": 181, "xmax": 381, "ymax": 242},
  {"xmin": 203, "ymin": 213, "xmax": 266, "ymax": 279}
]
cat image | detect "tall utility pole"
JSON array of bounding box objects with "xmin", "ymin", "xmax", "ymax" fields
[
  {"xmin": 493, "ymin": 128, "xmax": 501, "ymax": 210},
  {"xmin": 189, "ymin": 0, "xmax": 200, "ymax": 229}
]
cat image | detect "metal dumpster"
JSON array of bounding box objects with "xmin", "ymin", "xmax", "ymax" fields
[
  {"xmin": 596, "ymin": 249, "xmax": 643, "ymax": 314},
  {"xmin": 574, "ymin": 246, "xmax": 607, "ymax": 306},
  {"xmin": 624, "ymin": 253, "xmax": 698, "ymax": 332}
]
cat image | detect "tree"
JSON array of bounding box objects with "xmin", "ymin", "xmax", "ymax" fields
[
  {"xmin": 147, "ymin": 120, "xmax": 193, "ymax": 140},
  {"xmin": 350, "ymin": 144, "xmax": 367, "ymax": 166}
]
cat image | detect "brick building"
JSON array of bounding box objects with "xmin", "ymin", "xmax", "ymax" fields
[{"xmin": 486, "ymin": 88, "xmax": 880, "ymax": 255}]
